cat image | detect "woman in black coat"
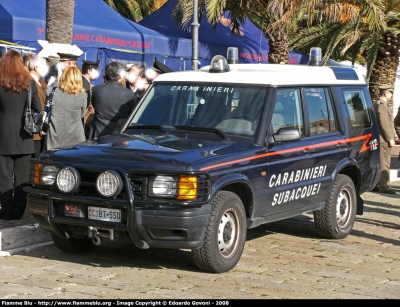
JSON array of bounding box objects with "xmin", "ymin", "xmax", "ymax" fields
[{"xmin": 0, "ymin": 50, "xmax": 42, "ymax": 220}]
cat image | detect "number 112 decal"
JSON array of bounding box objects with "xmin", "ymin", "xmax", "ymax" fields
[{"xmin": 369, "ymin": 139, "xmax": 378, "ymax": 151}]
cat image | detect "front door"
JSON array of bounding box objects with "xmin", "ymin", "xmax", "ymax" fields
[{"xmin": 262, "ymin": 88, "xmax": 317, "ymax": 217}]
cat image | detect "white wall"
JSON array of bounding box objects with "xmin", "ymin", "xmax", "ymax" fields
[{"xmin": 393, "ymin": 60, "xmax": 400, "ymax": 116}]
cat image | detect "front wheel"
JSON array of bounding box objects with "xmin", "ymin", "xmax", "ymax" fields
[
  {"xmin": 313, "ymin": 174, "xmax": 357, "ymax": 239},
  {"xmin": 51, "ymin": 232, "xmax": 97, "ymax": 253},
  {"xmin": 192, "ymin": 191, "xmax": 247, "ymax": 273}
]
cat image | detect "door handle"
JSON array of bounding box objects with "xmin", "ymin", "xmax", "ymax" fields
[
  {"xmin": 336, "ymin": 143, "xmax": 347, "ymax": 148},
  {"xmin": 303, "ymin": 147, "xmax": 315, "ymax": 154}
]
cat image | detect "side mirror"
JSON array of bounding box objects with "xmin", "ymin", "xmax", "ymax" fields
[
  {"xmin": 273, "ymin": 127, "xmax": 301, "ymax": 143},
  {"xmin": 116, "ymin": 118, "xmax": 128, "ymax": 132}
]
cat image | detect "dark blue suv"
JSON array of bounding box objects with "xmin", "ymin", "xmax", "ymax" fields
[{"xmin": 25, "ymin": 55, "xmax": 381, "ymax": 273}]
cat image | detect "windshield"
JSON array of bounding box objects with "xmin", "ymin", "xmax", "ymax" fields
[{"xmin": 127, "ymin": 83, "xmax": 267, "ymax": 139}]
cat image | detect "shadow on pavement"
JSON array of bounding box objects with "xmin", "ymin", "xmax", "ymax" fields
[
  {"xmin": 363, "ymin": 202, "xmax": 400, "ymax": 216},
  {"xmin": 351, "ymin": 228, "xmax": 400, "ymax": 246},
  {"xmin": 356, "ymin": 217, "xmax": 400, "ymax": 230},
  {"xmin": 24, "ymin": 240, "xmax": 201, "ymax": 273},
  {"xmin": 246, "ymin": 214, "xmax": 318, "ymax": 241}
]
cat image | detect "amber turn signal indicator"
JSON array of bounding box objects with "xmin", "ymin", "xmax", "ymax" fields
[
  {"xmin": 177, "ymin": 176, "xmax": 197, "ymax": 200},
  {"xmin": 34, "ymin": 164, "xmax": 42, "ymax": 185}
]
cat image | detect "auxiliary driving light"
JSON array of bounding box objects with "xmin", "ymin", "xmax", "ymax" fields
[
  {"xmin": 96, "ymin": 170, "xmax": 123, "ymax": 197},
  {"xmin": 56, "ymin": 167, "xmax": 81, "ymax": 194}
]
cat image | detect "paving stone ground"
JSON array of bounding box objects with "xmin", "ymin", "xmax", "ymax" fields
[{"xmin": 0, "ymin": 146, "xmax": 399, "ymax": 299}]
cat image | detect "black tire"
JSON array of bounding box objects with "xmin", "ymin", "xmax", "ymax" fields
[
  {"xmin": 192, "ymin": 191, "xmax": 247, "ymax": 273},
  {"xmin": 51, "ymin": 232, "xmax": 97, "ymax": 253},
  {"xmin": 313, "ymin": 174, "xmax": 357, "ymax": 239}
]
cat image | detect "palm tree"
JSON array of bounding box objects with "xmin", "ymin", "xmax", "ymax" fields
[
  {"xmin": 103, "ymin": 0, "xmax": 168, "ymax": 22},
  {"xmin": 173, "ymin": 1, "xmax": 289, "ymax": 62},
  {"xmin": 173, "ymin": 0, "xmax": 381, "ymax": 65},
  {"xmin": 266, "ymin": 0, "xmax": 387, "ymax": 69},
  {"xmin": 289, "ymin": 0, "xmax": 399, "ymax": 102},
  {"xmin": 46, "ymin": 0, "xmax": 75, "ymax": 44}
]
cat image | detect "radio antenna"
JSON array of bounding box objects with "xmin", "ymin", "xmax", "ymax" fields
[{"xmin": 258, "ymin": 21, "xmax": 264, "ymax": 63}]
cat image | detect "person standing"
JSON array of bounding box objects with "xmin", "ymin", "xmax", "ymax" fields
[
  {"xmin": 28, "ymin": 55, "xmax": 49, "ymax": 158},
  {"xmin": 133, "ymin": 75, "xmax": 151, "ymax": 105},
  {"xmin": 0, "ymin": 50, "xmax": 42, "ymax": 220},
  {"xmin": 46, "ymin": 52, "xmax": 80, "ymax": 87},
  {"xmin": 82, "ymin": 60, "xmax": 100, "ymax": 105},
  {"xmin": 126, "ymin": 63, "xmax": 144, "ymax": 92},
  {"xmin": 81, "ymin": 60, "xmax": 100, "ymax": 138},
  {"xmin": 373, "ymin": 89, "xmax": 396, "ymax": 194},
  {"xmin": 22, "ymin": 53, "xmax": 36, "ymax": 72},
  {"xmin": 44, "ymin": 67, "xmax": 87, "ymax": 151},
  {"xmin": 145, "ymin": 57, "xmax": 173, "ymax": 81},
  {"xmin": 126, "ymin": 63, "xmax": 145, "ymax": 109},
  {"xmin": 90, "ymin": 62, "xmax": 135, "ymax": 138}
]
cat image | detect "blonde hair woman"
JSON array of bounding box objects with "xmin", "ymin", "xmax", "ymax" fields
[{"xmin": 45, "ymin": 67, "xmax": 87, "ymax": 150}]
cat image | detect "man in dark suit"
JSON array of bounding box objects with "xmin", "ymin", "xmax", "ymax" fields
[
  {"xmin": 90, "ymin": 62, "xmax": 135, "ymax": 138},
  {"xmin": 81, "ymin": 60, "xmax": 100, "ymax": 138},
  {"xmin": 82, "ymin": 60, "xmax": 100, "ymax": 104}
]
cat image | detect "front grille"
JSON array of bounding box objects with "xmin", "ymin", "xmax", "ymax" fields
[{"xmin": 129, "ymin": 175, "xmax": 148, "ymax": 200}]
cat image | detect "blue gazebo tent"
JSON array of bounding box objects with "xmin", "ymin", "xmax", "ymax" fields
[
  {"xmin": 0, "ymin": 0, "xmax": 196, "ymax": 84},
  {"xmin": 139, "ymin": 0, "xmax": 308, "ymax": 64}
]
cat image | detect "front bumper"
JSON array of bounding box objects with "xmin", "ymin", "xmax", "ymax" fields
[{"xmin": 25, "ymin": 187, "xmax": 211, "ymax": 250}]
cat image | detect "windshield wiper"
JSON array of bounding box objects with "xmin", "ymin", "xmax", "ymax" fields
[
  {"xmin": 173, "ymin": 125, "xmax": 229, "ymax": 140},
  {"xmin": 126, "ymin": 125, "xmax": 166, "ymax": 132}
]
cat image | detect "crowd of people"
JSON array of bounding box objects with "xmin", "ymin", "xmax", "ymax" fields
[{"xmin": 0, "ymin": 48, "xmax": 171, "ymax": 221}]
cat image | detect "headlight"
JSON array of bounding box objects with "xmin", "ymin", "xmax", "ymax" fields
[
  {"xmin": 149, "ymin": 175, "xmax": 198, "ymax": 200},
  {"xmin": 42, "ymin": 165, "xmax": 59, "ymax": 185},
  {"xmin": 96, "ymin": 170, "xmax": 123, "ymax": 197},
  {"xmin": 56, "ymin": 167, "xmax": 81, "ymax": 194},
  {"xmin": 34, "ymin": 164, "xmax": 58, "ymax": 186},
  {"xmin": 149, "ymin": 175, "xmax": 177, "ymax": 198}
]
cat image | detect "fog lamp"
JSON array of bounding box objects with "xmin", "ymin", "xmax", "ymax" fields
[{"xmin": 56, "ymin": 167, "xmax": 80, "ymax": 193}]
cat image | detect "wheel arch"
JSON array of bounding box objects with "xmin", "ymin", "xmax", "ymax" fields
[{"xmin": 211, "ymin": 174, "xmax": 254, "ymax": 220}]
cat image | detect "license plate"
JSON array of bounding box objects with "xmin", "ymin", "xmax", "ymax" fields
[{"xmin": 88, "ymin": 206, "xmax": 121, "ymax": 222}]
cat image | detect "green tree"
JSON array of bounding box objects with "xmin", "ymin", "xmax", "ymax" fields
[
  {"xmin": 103, "ymin": 0, "xmax": 167, "ymax": 22},
  {"xmin": 46, "ymin": 0, "xmax": 75, "ymax": 44},
  {"xmin": 274, "ymin": 0, "xmax": 399, "ymax": 103}
]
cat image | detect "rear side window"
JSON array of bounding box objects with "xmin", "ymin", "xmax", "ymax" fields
[
  {"xmin": 342, "ymin": 90, "xmax": 371, "ymax": 129},
  {"xmin": 304, "ymin": 88, "xmax": 337, "ymax": 135}
]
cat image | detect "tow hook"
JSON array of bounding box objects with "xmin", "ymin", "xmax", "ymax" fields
[{"xmin": 88, "ymin": 227, "xmax": 102, "ymax": 246}]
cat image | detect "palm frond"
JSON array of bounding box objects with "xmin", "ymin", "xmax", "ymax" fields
[
  {"xmin": 322, "ymin": 23, "xmax": 360, "ymax": 63},
  {"xmin": 103, "ymin": 0, "xmax": 136, "ymax": 21},
  {"xmin": 360, "ymin": 31, "xmax": 381, "ymax": 80},
  {"xmin": 290, "ymin": 23, "xmax": 341, "ymax": 51},
  {"xmin": 173, "ymin": 0, "xmax": 207, "ymax": 29},
  {"xmin": 205, "ymin": 0, "xmax": 226, "ymax": 24},
  {"xmin": 358, "ymin": 0, "xmax": 386, "ymax": 31}
]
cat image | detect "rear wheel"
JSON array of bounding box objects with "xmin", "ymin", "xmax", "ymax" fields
[
  {"xmin": 51, "ymin": 233, "xmax": 97, "ymax": 253},
  {"xmin": 192, "ymin": 191, "xmax": 247, "ymax": 273},
  {"xmin": 313, "ymin": 174, "xmax": 357, "ymax": 239}
]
